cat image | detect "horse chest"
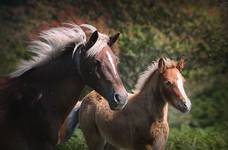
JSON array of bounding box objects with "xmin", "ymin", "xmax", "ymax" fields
[
  {"xmin": 150, "ymin": 121, "xmax": 169, "ymax": 147},
  {"xmin": 132, "ymin": 121, "xmax": 169, "ymax": 148}
]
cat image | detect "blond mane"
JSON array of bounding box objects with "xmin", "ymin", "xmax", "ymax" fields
[
  {"xmin": 10, "ymin": 24, "xmax": 110, "ymax": 78},
  {"xmin": 134, "ymin": 58, "xmax": 178, "ymax": 91}
]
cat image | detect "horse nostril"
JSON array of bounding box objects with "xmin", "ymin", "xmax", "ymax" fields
[{"xmin": 114, "ymin": 94, "xmax": 121, "ymax": 103}]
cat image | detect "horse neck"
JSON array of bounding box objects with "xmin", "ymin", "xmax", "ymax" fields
[
  {"xmin": 20, "ymin": 51, "xmax": 85, "ymax": 137},
  {"xmin": 133, "ymin": 70, "xmax": 168, "ymax": 122}
]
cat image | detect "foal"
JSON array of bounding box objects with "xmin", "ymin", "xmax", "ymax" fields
[{"xmin": 78, "ymin": 58, "xmax": 191, "ymax": 150}]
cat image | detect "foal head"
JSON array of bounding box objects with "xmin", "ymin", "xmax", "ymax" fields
[
  {"xmin": 158, "ymin": 58, "xmax": 191, "ymax": 113},
  {"xmin": 73, "ymin": 30, "xmax": 127, "ymax": 110}
]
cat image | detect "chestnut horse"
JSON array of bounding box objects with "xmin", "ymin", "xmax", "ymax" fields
[
  {"xmin": 61, "ymin": 58, "xmax": 191, "ymax": 149},
  {"xmin": 0, "ymin": 24, "xmax": 128, "ymax": 150}
]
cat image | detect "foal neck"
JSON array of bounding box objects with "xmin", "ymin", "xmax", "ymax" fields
[{"xmin": 135, "ymin": 70, "xmax": 168, "ymax": 122}]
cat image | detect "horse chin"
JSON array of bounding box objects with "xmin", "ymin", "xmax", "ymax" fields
[
  {"xmin": 109, "ymin": 100, "xmax": 127, "ymax": 110},
  {"xmin": 114, "ymin": 100, "xmax": 128, "ymax": 110}
]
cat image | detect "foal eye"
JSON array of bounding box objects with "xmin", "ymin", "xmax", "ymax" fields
[{"xmin": 164, "ymin": 81, "xmax": 172, "ymax": 86}]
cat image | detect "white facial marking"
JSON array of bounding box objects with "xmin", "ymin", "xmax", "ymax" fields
[
  {"xmin": 106, "ymin": 51, "xmax": 117, "ymax": 76},
  {"xmin": 177, "ymin": 72, "xmax": 191, "ymax": 108}
]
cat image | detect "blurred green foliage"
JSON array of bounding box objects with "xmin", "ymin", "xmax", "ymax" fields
[
  {"xmin": 0, "ymin": 0, "xmax": 227, "ymax": 149},
  {"xmin": 167, "ymin": 123, "xmax": 228, "ymax": 150},
  {"xmin": 56, "ymin": 130, "xmax": 87, "ymax": 150}
]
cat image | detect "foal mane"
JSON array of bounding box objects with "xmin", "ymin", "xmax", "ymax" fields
[
  {"xmin": 134, "ymin": 58, "xmax": 178, "ymax": 92},
  {"xmin": 10, "ymin": 24, "xmax": 110, "ymax": 78}
]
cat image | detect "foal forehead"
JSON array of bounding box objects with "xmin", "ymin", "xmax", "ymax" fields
[{"xmin": 163, "ymin": 68, "xmax": 182, "ymax": 79}]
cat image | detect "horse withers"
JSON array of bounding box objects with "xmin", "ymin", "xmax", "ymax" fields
[
  {"xmin": 62, "ymin": 57, "xmax": 191, "ymax": 149},
  {"xmin": 0, "ymin": 24, "xmax": 127, "ymax": 150}
]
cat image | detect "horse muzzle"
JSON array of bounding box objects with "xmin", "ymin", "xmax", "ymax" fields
[
  {"xmin": 109, "ymin": 90, "xmax": 128, "ymax": 110},
  {"xmin": 175, "ymin": 99, "xmax": 191, "ymax": 113}
]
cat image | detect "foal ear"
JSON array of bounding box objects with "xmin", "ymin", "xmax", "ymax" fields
[
  {"xmin": 85, "ymin": 31, "xmax": 99, "ymax": 50},
  {"xmin": 177, "ymin": 57, "xmax": 185, "ymax": 71},
  {"xmin": 108, "ymin": 32, "xmax": 120, "ymax": 46},
  {"xmin": 158, "ymin": 58, "xmax": 166, "ymax": 73}
]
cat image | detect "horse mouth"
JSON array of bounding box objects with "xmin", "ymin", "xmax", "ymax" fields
[
  {"xmin": 112, "ymin": 101, "xmax": 127, "ymax": 110},
  {"xmin": 109, "ymin": 98, "xmax": 128, "ymax": 110}
]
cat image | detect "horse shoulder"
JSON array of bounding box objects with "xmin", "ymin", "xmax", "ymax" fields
[
  {"xmin": 80, "ymin": 90, "xmax": 107, "ymax": 126},
  {"xmin": 80, "ymin": 91, "xmax": 97, "ymax": 116}
]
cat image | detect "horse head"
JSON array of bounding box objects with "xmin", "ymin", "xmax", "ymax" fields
[
  {"xmin": 72, "ymin": 30, "xmax": 128, "ymax": 110},
  {"xmin": 158, "ymin": 58, "xmax": 191, "ymax": 113}
]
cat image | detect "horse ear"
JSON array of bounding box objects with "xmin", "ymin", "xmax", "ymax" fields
[
  {"xmin": 177, "ymin": 57, "xmax": 185, "ymax": 71},
  {"xmin": 108, "ymin": 32, "xmax": 120, "ymax": 46},
  {"xmin": 158, "ymin": 58, "xmax": 166, "ymax": 73},
  {"xmin": 85, "ymin": 31, "xmax": 99, "ymax": 50}
]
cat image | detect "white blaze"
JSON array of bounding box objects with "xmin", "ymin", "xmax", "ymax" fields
[
  {"xmin": 106, "ymin": 51, "xmax": 117, "ymax": 76},
  {"xmin": 177, "ymin": 73, "xmax": 191, "ymax": 108}
]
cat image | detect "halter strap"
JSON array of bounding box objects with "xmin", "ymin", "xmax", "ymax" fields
[{"xmin": 72, "ymin": 43, "xmax": 85, "ymax": 81}]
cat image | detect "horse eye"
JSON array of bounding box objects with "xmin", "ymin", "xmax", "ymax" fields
[
  {"xmin": 164, "ymin": 81, "xmax": 172, "ymax": 86},
  {"xmin": 95, "ymin": 60, "xmax": 101, "ymax": 66}
]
